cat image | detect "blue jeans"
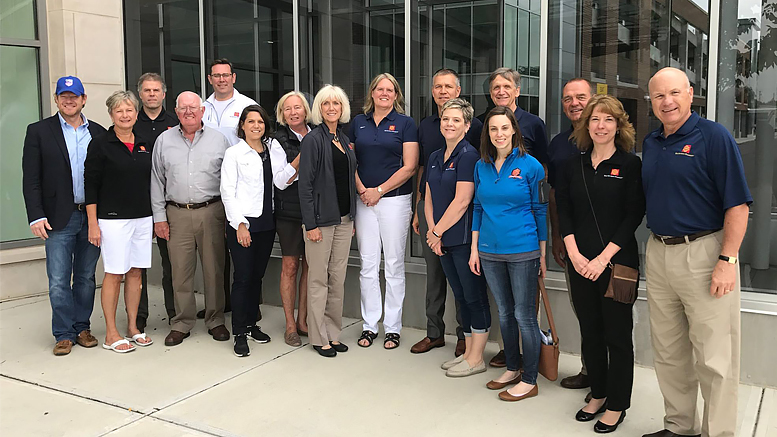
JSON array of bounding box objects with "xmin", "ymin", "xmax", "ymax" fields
[
  {"xmin": 439, "ymin": 244, "xmax": 490, "ymax": 334},
  {"xmin": 45, "ymin": 210, "xmax": 101, "ymax": 342},
  {"xmin": 481, "ymin": 256, "xmax": 541, "ymax": 384}
]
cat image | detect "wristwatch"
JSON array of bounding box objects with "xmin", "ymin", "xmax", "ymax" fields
[
  {"xmin": 377, "ymin": 186, "xmax": 384, "ymax": 196},
  {"xmin": 718, "ymin": 255, "xmax": 737, "ymax": 264}
]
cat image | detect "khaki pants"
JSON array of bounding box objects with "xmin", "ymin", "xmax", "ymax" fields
[
  {"xmin": 304, "ymin": 216, "xmax": 353, "ymax": 347},
  {"xmin": 646, "ymin": 231, "xmax": 740, "ymax": 437},
  {"xmin": 166, "ymin": 202, "xmax": 226, "ymax": 333}
]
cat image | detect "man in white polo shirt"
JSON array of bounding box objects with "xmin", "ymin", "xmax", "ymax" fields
[{"xmin": 203, "ymin": 58, "xmax": 259, "ymax": 146}]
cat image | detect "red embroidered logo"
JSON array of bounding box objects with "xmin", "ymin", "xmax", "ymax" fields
[
  {"xmin": 682, "ymin": 144, "xmax": 692, "ymax": 153},
  {"xmin": 389, "ymin": 125, "xmax": 396, "ymax": 131},
  {"xmin": 610, "ymin": 168, "xmax": 620, "ymax": 176},
  {"xmin": 448, "ymin": 161, "xmax": 455, "ymax": 169},
  {"xmin": 139, "ymin": 145, "xmax": 146, "ymax": 152},
  {"xmin": 509, "ymin": 168, "xmax": 522, "ymax": 179},
  {"xmin": 348, "ymin": 144, "xmax": 354, "ymax": 150},
  {"xmin": 233, "ymin": 112, "xmax": 240, "ymax": 117}
]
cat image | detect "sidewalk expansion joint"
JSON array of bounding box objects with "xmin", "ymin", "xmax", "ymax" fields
[{"xmin": 752, "ymin": 388, "xmax": 765, "ymax": 437}]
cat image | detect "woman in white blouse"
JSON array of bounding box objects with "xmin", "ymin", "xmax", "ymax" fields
[{"xmin": 221, "ymin": 104, "xmax": 290, "ymax": 357}]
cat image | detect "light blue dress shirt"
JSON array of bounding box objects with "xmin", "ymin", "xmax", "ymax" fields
[{"xmin": 58, "ymin": 113, "xmax": 92, "ymax": 204}]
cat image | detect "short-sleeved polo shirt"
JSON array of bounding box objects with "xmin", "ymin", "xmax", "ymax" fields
[
  {"xmin": 426, "ymin": 139, "xmax": 479, "ymax": 247},
  {"xmin": 350, "ymin": 109, "xmax": 418, "ymax": 197},
  {"xmin": 642, "ymin": 111, "xmax": 752, "ymax": 237},
  {"xmin": 514, "ymin": 105, "xmax": 549, "ymax": 165},
  {"xmin": 547, "ymin": 126, "xmax": 579, "ymax": 188},
  {"xmin": 418, "ymin": 112, "xmax": 483, "ymax": 197}
]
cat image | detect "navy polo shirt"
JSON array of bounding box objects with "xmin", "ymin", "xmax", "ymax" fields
[
  {"xmin": 350, "ymin": 109, "xmax": 418, "ymax": 197},
  {"xmin": 418, "ymin": 112, "xmax": 483, "ymax": 198},
  {"xmin": 642, "ymin": 111, "xmax": 752, "ymax": 237},
  {"xmin": 514, "ymin": 105, "xmax": 549, "ymax": 165},
  {"xmin": 547, "ymin": 126, "xmax": 579, "ymax": 188},
  {"xmin": 426, "ymin": 139, "xmax": 479, "ymax": 247}
]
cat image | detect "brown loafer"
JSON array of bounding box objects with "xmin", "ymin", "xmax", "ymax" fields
[
  {"xmin": 410, "ymin": 336, "xmax": 444, "ymax": 354},
  {"xmin": 76, "ymin": 330, "xmax": 98, "ymax": 348},
  {"xmin": 53, "ymin": 339, "xmax": 74, "ymax": 356},
  {"xmin": 560, "ymin": 372, "xmax": 590, "ymax": 389},
  {"xmin": 454, "ymin": 339, "xmax": 466, "ymax": 357},
  {"xmin": 489, "ymin": 350, "xmax": 507, "ymax": 367},
  {"xmin": 208, "ymin": 325, "xmax": 230, "ymax": 341},
  {"xmin": 164, "ymin": 330, "xmax": 190, "ymax": 346},
  {"xmin": 284, "ymin": 330, "xmax": 302, "ymax": 347},
  {"xmin": 498, "ymin": 384, "xmax": 539, "ymax": 401},
  {"xmin": 486, "ymin": 374, "xmax": 523, "ymax": 390}
]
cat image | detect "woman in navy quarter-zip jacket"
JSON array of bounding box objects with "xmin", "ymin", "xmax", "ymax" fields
[{"xmin": 469, "ymin": 106, "xmax": 547, "ymax": 402}]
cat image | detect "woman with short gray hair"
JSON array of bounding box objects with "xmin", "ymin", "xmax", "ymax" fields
[{"xmin": 84, "ymin": 90, "xmax": 154, "ymax": 353}]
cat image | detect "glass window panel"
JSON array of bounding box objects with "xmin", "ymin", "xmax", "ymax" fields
[
  {"xmin": 0, "ymin": 45, "xmax": 40, "ymax": 242},
  {"xmin": 0, "ymin": 0, "xmax": 37, "ymax": 40},
  {"xmin": 716, "ymin": 0, "xmax": 777, "ymax": 294}
]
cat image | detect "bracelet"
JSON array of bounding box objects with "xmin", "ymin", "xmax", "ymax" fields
[
  {"xmin": 596, "ymin": 257, "xmax": 606, "ymax": 268},
  {"xmin": 432, "ymin": 229, "xmax": 441, "ymax": 238}
]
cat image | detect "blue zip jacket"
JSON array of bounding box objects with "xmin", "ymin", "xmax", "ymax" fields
[{"xmin": 472, "ymin": 148, "xmax": 547, "ymax": 254}]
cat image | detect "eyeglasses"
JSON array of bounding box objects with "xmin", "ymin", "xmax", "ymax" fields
[
  {"xmin": 176, "ymin": 106, "xmax": 202, "ymax": 113},
  {"xmin": 209, "ymin": 73, "xmax": 233, "ymax": 79}
]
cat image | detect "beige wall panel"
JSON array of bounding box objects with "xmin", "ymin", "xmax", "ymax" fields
[
  {"xmin": 72, "ymin": 14, "xmax": 124, "ymax": 85},
  {"xmin": 60, "ymin": 0, "xmax": 122, "ymax": 18}
]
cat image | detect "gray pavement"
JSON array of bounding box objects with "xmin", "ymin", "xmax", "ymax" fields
[{"xmin": 0, "ymin": 286, "xmax": 773, "ymax": 437}]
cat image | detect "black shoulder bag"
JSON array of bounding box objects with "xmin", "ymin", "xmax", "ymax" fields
[{"xmin": 580, "ymin": 157, "xmax": 639, "ymax": 304}]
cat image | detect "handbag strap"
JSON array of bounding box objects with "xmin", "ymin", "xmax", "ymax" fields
[
  {"xmin": 538, "ymin": 278, "xmax": 559, "ymax": 346},
  {"xmin": 580, "ymin": 155, "xmax": 606, "ymax": 251}
]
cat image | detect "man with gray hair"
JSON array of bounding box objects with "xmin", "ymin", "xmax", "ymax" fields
[
  {"xmin": 151, "ymin": 91, "xmax": 231, "ymax": 346},
  {"xmin": 135, "ymin": 72, "xmax": 179, "ymax": 331}
]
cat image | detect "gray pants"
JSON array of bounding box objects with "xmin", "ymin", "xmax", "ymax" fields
[{"xmin": 417, "ymin": 199, "xmax": 464, "ymax": 340}]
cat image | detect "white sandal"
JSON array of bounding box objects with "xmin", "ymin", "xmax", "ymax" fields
[
  {"xmin": 125, "ymin": 332, "xmax": 153, "ymax": 347},
  {"xmin": 102, "ymin": 339, "xmax": 135, "ymax": 353}
]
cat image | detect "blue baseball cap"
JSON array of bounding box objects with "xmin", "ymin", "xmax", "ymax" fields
[{"xmin": 55, "ymin": 76, "xmax": 85, "ymax": 96}]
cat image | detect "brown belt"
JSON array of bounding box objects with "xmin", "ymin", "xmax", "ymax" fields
[
  {"xmin": 652, "ymin": 229, "xmax": 719, "ymax": 245},
  {"xmin": 166, "ymin": 197, "xmax": 221, "ymax": 210}
]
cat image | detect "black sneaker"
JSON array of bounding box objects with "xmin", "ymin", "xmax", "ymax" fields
[
  {"xmin": 248, "ymin": 326, "xmax": 271, "ymax": 343},
  {"xmin": 234, "ymin": 334, "xmax": 250, "ymax": 357}
]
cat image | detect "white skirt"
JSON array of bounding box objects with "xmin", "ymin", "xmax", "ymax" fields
[{"xmin": 98, "ymin": 216, "xmax": 153, "ymax": 274}]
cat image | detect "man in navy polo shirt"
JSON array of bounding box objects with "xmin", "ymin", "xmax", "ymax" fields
[
  {"xmin": 547, "ymin": 78, "xmax": 592, "ymax": 393},
  {"xmin": 410, "ymin": 68, "xmax": 483, "ymax": 356},
  {"xmin": 641, "ymin": 67, "xmax": 751, "ymax": 437}
]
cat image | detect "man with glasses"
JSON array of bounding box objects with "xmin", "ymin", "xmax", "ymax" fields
[
  {"xmin": 151, "ymin": 91, "xmax": 231, "ymax": 346},
  {"xmin": 22, "ymin": 76, "xmax": 106, "ymax": 355}
]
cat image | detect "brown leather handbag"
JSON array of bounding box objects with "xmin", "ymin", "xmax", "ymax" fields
[{"xmin": 538, "ymin": 278, "xmax": 560, "ymax": 381}]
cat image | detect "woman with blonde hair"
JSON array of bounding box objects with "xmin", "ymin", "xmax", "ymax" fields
[
  {"xmin": 299, "ymin": 85, "xmax": 358, "ymax": 357},
  {"xmin": 350, "ymin": 73, "xmax": 419, "ymax": 350},
  {"xmin": 272, "ymin": 91, "xmax": 313, "ymax": 346},
  {"xmin": 556, "ymin": 94, "xmax": 645, "ymax": 432}
]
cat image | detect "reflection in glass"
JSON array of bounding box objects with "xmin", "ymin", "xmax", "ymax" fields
[{"xmin": 0, "ymin": 0, "xmax": 37, "ymax": 40}]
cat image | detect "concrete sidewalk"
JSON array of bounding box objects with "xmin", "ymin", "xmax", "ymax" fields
[{"xmin": 0, "ymin": 286, "xmax": 774, "ymax": 437}]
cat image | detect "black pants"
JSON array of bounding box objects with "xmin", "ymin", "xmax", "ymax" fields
[
  {"xmin": 138, "ymin": 237, "xmax": 176, "ymax": 322},
  {"xmin": 226, "ymin": 227, "xmax": 274, "ymax": 335},
  {"xmin": 568, "ymin": 266, "xmax": 634, "ymax": 411}
]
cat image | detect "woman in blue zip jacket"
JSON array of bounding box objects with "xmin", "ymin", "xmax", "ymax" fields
[
  {"xmin": 424, "ymin": 98, "xmax": 490, "ymax": 378},
  {"xmin": 469, "ymin": 105, "xmax": 547, "ymax": 402}
]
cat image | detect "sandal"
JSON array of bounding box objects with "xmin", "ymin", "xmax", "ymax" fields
[
  {"xmin": 358, "ymin": 330, "xmax": 377, "ymax": 347},
  {"xmin": 125, "ymin": 332, "xmax": 153, "ymax": 347},
  {"xmin": 384, "ymin": 333, "xmax": 400, "ymax": 350},
  {"xmin": 102, "ymin": 339, "xmax": 135, "ymax": 353}
]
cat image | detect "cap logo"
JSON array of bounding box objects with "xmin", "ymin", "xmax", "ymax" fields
[
  {"xmin": 65, "ymin": 79, "xmax": 73, "ymax": 86},
  {"xmin": 610, "ymin": 168, "xmax": 620, "ymax": 176}
]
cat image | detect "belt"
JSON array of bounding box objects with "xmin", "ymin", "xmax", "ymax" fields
[
  {"xmin": 74, "ymin": 203, "xmax": 86, "ymax": 211},
  {"xmin": 166, "ymin": 197, "xmax": 221, "ymax": 210},
  {"xmin": 652, "ymin": 229, "xmax": 719, "ymax": 245}
]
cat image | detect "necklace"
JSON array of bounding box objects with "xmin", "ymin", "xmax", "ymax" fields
[{"xmin": 332, "ymin": 132, "xmax": 339, "ymax": 143}]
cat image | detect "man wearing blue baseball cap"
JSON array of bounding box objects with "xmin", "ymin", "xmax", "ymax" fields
[{"xmin": 22, "ymin": 75, "xmax": 107, "ymax": 356}]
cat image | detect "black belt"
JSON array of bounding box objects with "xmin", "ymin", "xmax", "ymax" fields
[
  {"xmin": 652, "ymin": 229, "xmax": 719, "ymax": 245},
  {"xmin": 166, "ymin": 197, "xmax": 221, "ymax": 210},
  {"xmin": 74, "ymin": 203, "xmax": 86, "ymax": 211}
]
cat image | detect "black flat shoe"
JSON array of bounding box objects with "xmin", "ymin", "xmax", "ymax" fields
[
  {"xmin": 594, "ymin": 411, "xmax": 626, "ymax": 433},
  {"xmin": 313, "ymin": 345, "xmax": 337, "ymax": 357},
  {"xmin": 576, "ymin": 402, "xmax": 607, "ymax": 422},
  {"xmin": 330, "ymin": 341, "xmax": 348, "ymax": 353}
]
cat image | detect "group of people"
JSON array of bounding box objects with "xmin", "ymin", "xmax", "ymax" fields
[{"xmin": 23, "ymin": 59, "xmax": 750, "ymax": 437}]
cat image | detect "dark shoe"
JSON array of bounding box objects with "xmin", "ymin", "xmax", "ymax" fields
[
  {"xmin": 208, "ymin": 325, "xmax": 230, "ymax": 341},
  {"xmin": 75, "ymin": 330, "xmax": 98, "ymax": 348},
  {"xmin": 455, "ymin": 339, "xmax": 466, "ymax": 357},
  {"xmin": 576, "ymin": 402, "xmax": 607, "ymax": 422},
  {"xmin": 561, "ymin": 372, "xmax": 590, "ymax": 389},
  {"xmin": 53, "ymin": 340, "xmax": 74, "ymax": 356},
  {"xmin": 196, "ymin": 309, "xmax": 205, "ymax": 319},
  {"xmin": 233, "ymin": 334, "xmax": 250, "ymax": 357},
  {"xmin": 357, "ymin": 330, "xmax": 377, "ymax": 347},
  {"xmin": 330, "ymin": 341, "xmax": 348, "ymax": 353},
  {"xmin": 594, "ymin": 411, "xmax": 626, "ymax": 433},
  {"xmin": 313, "ymin": 345, "xmax": 337, "ymax": 357},
  {"xmin": 486, "ymin": 374, "xmax": 523, "ymax": 390},
  {"xmin": 498, "ymin": 384, "xmax": 538, "ymax": 401},
  {"xmin": 384, "ymin": 333, "xmax": 400, "ymax": 349},
  {"xmin": 248, "ymin": 325, "xmax": 271, "ymax": 343},
  {"xmin": 164, "ymin": 330, "xmax": 190, "ymax": 346},
  {"xmin": 136, "ymin": 317, "xmax": 147, "ymax": 333},
  {"xmin": 642, "ymin": 430, "xmax": 700, "ymax": 437},
  {"xmin": 410, "ymin": 336, "xmax": 444, "ymax": 354},
  {"xmin": 489, "ymin": 350, "xmax": 507, "ymax": 368},
  {"xmin": 297, "ymin": 328, "xmax": 308, "ymax": 337},
  {"xmin": 585, "ymin": 391, "xmax": 593, "ymax": 403}
]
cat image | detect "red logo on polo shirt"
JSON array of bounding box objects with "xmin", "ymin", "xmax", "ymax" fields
[
  {"xmin": 348, "ymin": 144, "xmax": 354, "ymax": 150},
  {"xmin": 449, "ymin": 162, "xmax": 455, "ymax": 169},
  {"xmin": 682, "ymin": 144, "xmax": 692, "ymax": 153},
  {"xmin": 610, "ymin": 168, "xmax": 620, "ymax": 176},
  {"xmin": 139, "ymin": 145, "xmax": 146, "ymax": 152},
  {"xmin": 234, "ymin": 112, "xmax": 240, "ymax": 117},
  {"xmin": 389, "ymin": 125, "xmax": 396, "ymax": 131},
  {"xmin": 509, "ymin": 168, "xmax": 522, "ymax": 179}
]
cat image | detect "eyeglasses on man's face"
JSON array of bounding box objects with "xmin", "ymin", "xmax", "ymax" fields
[{"xmin": 209, "ymin": 73, "xmax": 233, "ymax": 79}]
